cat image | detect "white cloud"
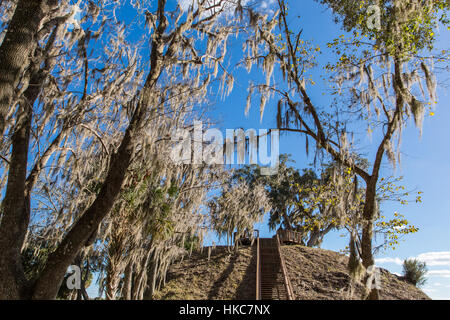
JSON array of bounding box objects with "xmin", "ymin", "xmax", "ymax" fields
[
  {"xmin": 428, "ymin": 294, "xmax": 450, "ymax": 300},
  {"xmin": 432, "ymin": 282, "xmax": 444, "ymax": 286},
  {"xmin": 177, "ymin": 0, "xmax": 275, "ymax": 16},
  {"xmin": 423, "ymin": 283, "xmax": 450, "ymax": 299},
  {"xmin": 375, "ymin": 257, "xmax": 403, "ymax": 265},
  {"xmin": 416, "ymin": 252, "xmax": 450, "ymax": 267},
  {"xmin": 371, "ymin": 253, "xmax": 450, "ymax": 299},
  {"xmin": 427, "ymin": 270, "xmax": 450, "ymax": 278},
  {"xmin": 376, "ymin": 251, "xmax": 450, "ymax": 268},
  {"xmin": 431, "ymin": 282, "xmax": 450, "ymax": 288},
  {"xmin": 420, "ymin": 277, "xmax": 450, "ymax": 300},
  {"xmin": 260, "ymin": 0, "xmax": 276, "ymax": 10},
  {"xmin": 178, "ymin": 0, "xmax": 247, "ymax": 15}
]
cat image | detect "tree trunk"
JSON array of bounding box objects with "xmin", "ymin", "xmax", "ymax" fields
[
  {"xmin": 105, "ymin": 262, "xmax": 120, "ymax": 300},
  {"xmin": 144, "ymin": 257, "xmax": 158, "ymax": 300},
  {"xmin": 30, "ymin": 0, "xmax": 168, "ymax": 299},
  {"xmin": 282, "ymin": 209, "xmax": 293, "ymax": 230},
  {"xmin": 361, "ymin": 177, "xmax": 379, "ymax": 300},
  {"xmin": 0, "ymin": 0, "xmax": 50, "ymax": 136},
  {"xmin": 143, "ymin": 250, "xmax": 158, "ymax": 300},
  {"xmin": 359, "ymin": 57, "xmax": 405, "ymax": 301},
  {"xmin": 0, "ymin": 20, "xmax": 60, "ymax": 297},
  {"xmin": 122, "ymin": 262, "xmax": 134, "ymax": 300},
  {"xmin": 30, "ymin": 120, "xmax": 137, "ymax": 299},
  {"xmin": 0, "ymin": 103, "xmax": 32, "ymax": 299},
  {"xmin": 132, "ymin": 249, "xmax": 153, "ymax": 300},
  {"xmin": 0, "ymin": 49, "xmax": 50, "ymax": 299},
  {"xmin": 307, "ymin": 223, "xmax": 334, "ymax": 248}
]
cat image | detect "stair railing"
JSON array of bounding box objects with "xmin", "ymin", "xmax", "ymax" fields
[
  {"xmin": 276, "ymin": 234, "xmax": 295, "ymax": 300},
  {"xmin": 256, "ymin": 236, "xmax": 261, "ymax": 300}
]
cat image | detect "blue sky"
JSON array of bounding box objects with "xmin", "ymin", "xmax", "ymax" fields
[
  {"xmin": 200, "ymin": 0, "xmax": 450, "ymax": 299},
  {"xmin": 51, "ymin": 0, "xmax": 450, "ymax": 299}
]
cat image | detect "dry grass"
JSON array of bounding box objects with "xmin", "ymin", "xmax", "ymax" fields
[
  {"xmin": 281, "ymin": 245, "xmax": 430, "ymax": 300},
  {"xmin": 154, "ymin": 244, "xmax": 430, "ymax": 300},
  {"xmin": 154, "ymin": 245, "xmax": 256, "ymax": 300}
]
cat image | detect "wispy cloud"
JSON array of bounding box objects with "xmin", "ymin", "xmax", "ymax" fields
[
  {"xmin": 423, "ymin": 281, "xmax": 450, "ymax": 299},
  {"xmin": 375, "ymin": 257, "xmax": 403, "ymax": 265},
  {"xmin": 376, "ymin": 251, "xmax": 450, "ymax": 299},
  {"xmin": 432, "ymin": 282, "xmax": 450, "ymax": 288},
  {"xmin": 427, "ymin": 270, "xmax": 450, "ymax": 278},
  {"xmin": 177, "ymin": 0, "xmax": 275, "ymax": 16},
  {"xmin": 259, "ymin": 0, "xmax": 276, "ymax": 11},
  {"xmin": 178, "ymin": 0, "xmax": 247, "ymax": 15},
  {"xmin": 416, "ymin": 252, "xmax": 450, "ymax": 267},
  {"xmin": 376, "ymin": 251, "xmax": 450, "ymax": 267}
]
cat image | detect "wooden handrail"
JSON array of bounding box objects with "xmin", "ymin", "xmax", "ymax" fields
[
  {"xmin": 256, "ymin": 236, "xmax": 261, "ymax": 300},
  {"xmin": 276, "ymin": 234, "xmax": 295, "ymax": 300},
  {"xmin": 277, "ymin": 229, "xmax": 303, "ymax": 245}
]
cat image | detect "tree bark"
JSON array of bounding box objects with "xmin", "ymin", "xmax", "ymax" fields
[
  {"xmin": 122, "ymin": 261, "xmax": 134, "ymax": 300},
  {"xmin": 30, "ymin": 113, "xmax": 139, "ymax": 299},
  {"xmin": 0, "ymin": 15, "xmax": 62, "ymax": 298},
  {"xmin": 0, "ymin": 50, "xmax": 50, "ymax": 299},
  {"xmin": 144, "ymin": 255, "xmax": 158, "ymax": 300},
  {"xmin": 0, "ymin": 103, "xmax": 32, "ymax": 299},
  {"xmin": 307, "ymin": 223, "xmax": 334, "ymax": 248},
  {"xmin": 361, "ymin": 178, "xmax": 376, "ymax": 269},
  {"xmin": 282, "ymin": 209, "xmax": 293, "ymax": 230},
  {"xmin": 361, "ymin": 177, "xmax": 379, "ymax": 300},
  {"xmin": 360, "ymin": 57, "xmax": 405, "ymax": 300},
  {"xmin": 30, "ymin": 0, "xmax": 168, "ymax": 299},
  {"xmin": 0, "ymin": 0, "xmax": 49, "ymax": 136}
]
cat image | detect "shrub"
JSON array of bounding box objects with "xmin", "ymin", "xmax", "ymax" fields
[{"xmin": 402, "ymin": 258, "xmax": 428, "ymax": 287}]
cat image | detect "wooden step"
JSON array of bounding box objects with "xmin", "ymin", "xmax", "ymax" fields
[{"xmin": 257, "ymin": 237, "xmax": 291, "ymax": 300}]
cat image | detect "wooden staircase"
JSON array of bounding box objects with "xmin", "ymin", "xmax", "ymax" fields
[{"xmin": 256, "ymin": 236, "xmax": 294, "ymax": 300}]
